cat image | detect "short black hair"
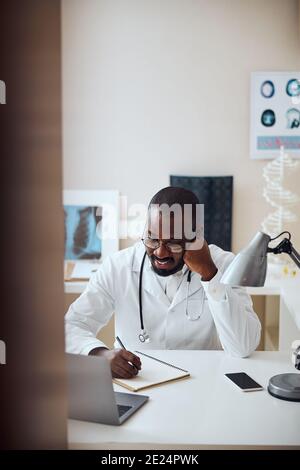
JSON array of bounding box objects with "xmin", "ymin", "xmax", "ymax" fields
[
  {"xmin": 149, "ymin": 186, "xmax": 199, "ymax": 207},
  {"xmin": 148, "ymin": 186, "xmax": 200, "ymax": 233}
]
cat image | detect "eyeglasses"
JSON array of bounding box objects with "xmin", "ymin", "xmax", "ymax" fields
[{"xmin": 142, "ymin": 237, "xmax": 185, "ymax": 254}]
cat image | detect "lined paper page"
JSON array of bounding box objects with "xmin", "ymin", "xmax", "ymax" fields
[{"xmin": 113, "ymin": 353, "xmax": 190, "ymax": 392}]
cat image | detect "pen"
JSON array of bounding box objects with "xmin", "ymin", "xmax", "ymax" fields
[
  {"xmin": 116, "ymin": 336, "xmax": 140, "ymax": 374},
  {"xmin": 116, "ymin": 336, "xmax": 126, "ymax": 350}
]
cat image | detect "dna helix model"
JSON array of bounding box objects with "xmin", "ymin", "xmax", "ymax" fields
[{"xmin": 261, "ymin": 146, "xmax": 299, "ymax": 264}]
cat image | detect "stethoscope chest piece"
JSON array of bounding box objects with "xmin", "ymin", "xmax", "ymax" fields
[
  {"xmin": 185, "ymin": 311, "xmax": 201, "ymax": 321},
  {"xmin": 139, "ymin": 329, "xmax": 150, "ymax": 343}
]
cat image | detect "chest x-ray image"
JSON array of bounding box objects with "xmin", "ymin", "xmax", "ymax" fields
[
  {"xmin": 286, "ymin": 108, "xmax": 300, "ymax": 129},
  {"xmin": 64, "ymin": 205, "xmax": 102, "ymax": 260}
]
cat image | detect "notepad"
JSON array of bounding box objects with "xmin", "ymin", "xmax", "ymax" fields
[{"xmin": 113, "ymin": 351, "xmax": 190, "ymax": 392}]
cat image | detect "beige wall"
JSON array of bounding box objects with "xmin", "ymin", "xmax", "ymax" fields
[{"xmin": 62, "ymin": 0, "xmax": 300, "ymax": 253}]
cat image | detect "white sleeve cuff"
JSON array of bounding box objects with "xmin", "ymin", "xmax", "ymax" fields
[
  {"xmin": 81, "ymin": 341, "xmax": 109, "ymax": 356},
  {"xmin": 200, "ymin": 269, "xmax": 227, "ymax": 301}
]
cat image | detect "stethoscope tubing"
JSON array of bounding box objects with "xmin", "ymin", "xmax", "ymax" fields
[{"xmin": 139, "ymin": 251, "xmax": 148, "ymax": 332}]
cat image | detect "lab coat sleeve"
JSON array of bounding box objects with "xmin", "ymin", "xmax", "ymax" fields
[
  {"xmin": 201, "ymin": 248, "xmax": 261, "ymax": 357},
  {"xmin": 65, "ymin": 257, "xmax": 116, "ymax": 355}
]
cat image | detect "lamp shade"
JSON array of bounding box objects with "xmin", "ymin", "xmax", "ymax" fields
[{"xmin": 221, "ymin": 232, "xmax": 271, "ymax": 287}]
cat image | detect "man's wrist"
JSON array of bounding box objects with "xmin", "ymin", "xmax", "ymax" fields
[
  {"xmin": 198, "ymin": 264, "xmax": 218, "ymax": 282},
  {"xmin": 89, "ymin": 347, "xmax": 109, "ymax": 357}
]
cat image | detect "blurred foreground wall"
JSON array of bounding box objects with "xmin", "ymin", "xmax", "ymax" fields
[{"xmin": 0, "ymin": 0, "xmax": 67, "ymax": 449}]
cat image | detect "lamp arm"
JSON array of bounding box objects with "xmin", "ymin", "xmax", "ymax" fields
[
  {"xmin": 289, "ymin": 246, "xmax": 300, "ymax": 269},
  {"xmin": 268, "ymin": 237, "xmax": 300, "ymax": 269}
]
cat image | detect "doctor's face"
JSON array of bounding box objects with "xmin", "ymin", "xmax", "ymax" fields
[{"xmin": 144, "ymin": 209, "xmax": 186, "ymax": 277}]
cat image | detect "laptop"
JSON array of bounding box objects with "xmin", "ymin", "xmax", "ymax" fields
[{"xmin": 66, "ymin": 353, "xmax": 149, "ymax": 425}]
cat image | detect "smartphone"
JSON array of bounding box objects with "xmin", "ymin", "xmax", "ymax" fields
[{"xmin": 225, "ymin": 372, "xmax": 264, "ymax": 392}]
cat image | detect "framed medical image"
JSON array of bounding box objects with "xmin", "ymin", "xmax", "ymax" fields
[
  {"xmin": 250, "ymin": 72, "xmax": 300, "ymax": 159},
  {"xmin": 63, "ymin": 190, "xmax": 119, "ymax": 261}
]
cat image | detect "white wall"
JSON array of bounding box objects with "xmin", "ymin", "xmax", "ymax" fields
[{"xmin": 62, "ymin": 0, "xmax": 300, "ymax": 252}]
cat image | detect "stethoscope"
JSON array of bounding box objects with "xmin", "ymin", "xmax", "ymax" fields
[{"xmin": 138, "ymin": 251, "xmax": 201, "ymax": 343}]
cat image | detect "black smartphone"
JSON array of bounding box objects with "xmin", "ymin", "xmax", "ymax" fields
[{"xmin": 225, "ymin": 372, "xmax": 264, "ymax": 392}]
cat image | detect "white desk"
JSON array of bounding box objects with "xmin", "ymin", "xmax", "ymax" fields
[
  {"xmin": 68, "ymin": 350, "xmax": 300, "ymax": 449},
  {"xmin": 246, "ymin": 269, "xmax": 300, "ymax": 351}
]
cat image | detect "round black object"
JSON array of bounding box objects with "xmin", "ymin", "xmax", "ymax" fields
[
  {"xmin": 261, "ymin": 109, "xmax": 276, "ymax": 127},
  {"xmin": 268, "ymin": 373, "xmax": 300, "ymax": 402}
]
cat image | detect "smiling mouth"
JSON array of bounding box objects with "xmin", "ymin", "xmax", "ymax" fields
[{"xmin": 152, "ymin": 256, "xmax": 174, "ymax": 268}]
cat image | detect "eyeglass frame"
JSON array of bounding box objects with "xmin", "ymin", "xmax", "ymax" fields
[{"xmin": 142, "ymin": 236, "xmax": 196, "ymax": 254}]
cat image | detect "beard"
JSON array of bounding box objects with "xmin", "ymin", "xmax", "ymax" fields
[{"xmin": 149, "ymin": 254, "xmax": 185, "ymax": 277}]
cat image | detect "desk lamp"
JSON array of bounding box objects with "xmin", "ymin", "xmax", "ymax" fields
[{"xmin": 221, "ymin": 231, "xmax": 300, "ymax": 401}]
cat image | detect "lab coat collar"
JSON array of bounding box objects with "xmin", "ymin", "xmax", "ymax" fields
[
  {"xmin": 131, "ymin": 241, "xmax": 148, "ymax": 272},
  {"xmin": 130, "ymin": 242, "xmax": 169, "ymax": 306},
  {"xmin": 170, "ymin": 270, "xmax": 202, "ymax": 308},
  {"xmin": 131, "ymin": 242, "xmax": 202, "ymax": 308}
]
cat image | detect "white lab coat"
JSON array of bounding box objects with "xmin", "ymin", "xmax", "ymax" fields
[{"xmin": 65, "ymin": 242, "xmax": 261, "ymax": 357}]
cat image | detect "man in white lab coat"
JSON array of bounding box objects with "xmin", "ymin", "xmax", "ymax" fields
[{"xmin": 65, "ymin": 187, "xmax": 261, "ymax": 378}]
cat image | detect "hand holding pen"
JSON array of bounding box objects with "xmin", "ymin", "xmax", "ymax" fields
[
  {"xmin": 115, "ymin": 336, "xmax": 141, "ymax": 377},
  {"xmin": 89, "ymin": 337, "xmax": 142, "ymax": 379}
]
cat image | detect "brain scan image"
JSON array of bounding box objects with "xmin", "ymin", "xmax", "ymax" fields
[
  {"xmin": 260, "ymin": 80, "xmax": 275, "ymax": 98},
  {"xmin": 261, "ymin": 109, "xmax": 276, "ymax": 127},
  {"xmin": 286, "ymin": 108, "xmax": 300, "ymax": 129},
  {"xmin": 286, "ymin": 79, "xmax": 300, "ymax": 97}
]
